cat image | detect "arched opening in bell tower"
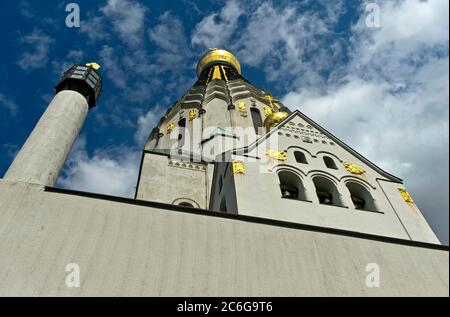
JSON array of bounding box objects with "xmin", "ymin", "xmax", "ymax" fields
[
  {"xmin": 278, "ymin": 170, "xmax": 307, "ymax": 201},
  {"xmin": 346, "ymin": 182, "xmax": 378, "ymax": 212},
  {"xmin": 313, "ymin": 176, "xmax": 343, "ymax": 207}
]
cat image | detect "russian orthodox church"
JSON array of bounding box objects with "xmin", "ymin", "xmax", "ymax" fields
[
  {"xmin": 0, "ymin": 49, "xmax": 446, "ymax": 296},
  {"xmin": 136, "ymin": 49, "xmax": 439, "ymax": 243}
]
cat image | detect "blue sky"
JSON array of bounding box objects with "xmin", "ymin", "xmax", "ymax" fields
[{"xmin": 0, "ymin": 0, "xmax": 448, "ymax": 243}]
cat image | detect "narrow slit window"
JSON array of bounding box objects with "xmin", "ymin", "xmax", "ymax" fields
[{"xmin": 251, "ymin": 108, "xmax": 263, "ymax": 134}]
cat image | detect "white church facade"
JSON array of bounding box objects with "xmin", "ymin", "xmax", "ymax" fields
[{"xmin": 0, "ymin": 50, "xmax": 447, "ymax": 296}]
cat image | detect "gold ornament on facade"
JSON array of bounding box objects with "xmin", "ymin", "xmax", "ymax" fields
[
  {"xmin": 166, "ymin": 122, "xmax": 174, "ymax": 134},
  {"xmin": 264, "ymin": 106, "xmax": 273, "ymax": 116},
  {"xmin": 398, "ymin": 188, "xmax": 414, "ymax": 204},
  {"xmin": 196, "ymin": 48, "xmax": 241, "ymax": 77},
  {"xmin": 263, "ymin": 95, "xmax": 275, "ymax": 108},
  {"xmin": 189, "ymin": 109, "xmax": 197, "ymax": 121},
  {"xmin": 237, "ymin": 101, "xmax": 247, "ymax": 113},
  {"xmin": 264, "ymin": 111, "xmax": 289, "ymax": 130},
  {"xmin": 232, "ymin": 160, "xmax": 245, "ymax": 175},
  {"xmin": 343, "ymin": 161, "xmax": 365, "ymax": 175},
  {"xmin": 266, "ymin": 150, "xmax": 287, "ymax": 161}
]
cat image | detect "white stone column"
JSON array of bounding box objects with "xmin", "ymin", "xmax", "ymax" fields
[
  {"xmin": 4, "ymin": 63, "xmax": 102, "ymax": 186},
  {"xmin": 4, "ymin": 90, "xmax": 89, "ymax": 186}
]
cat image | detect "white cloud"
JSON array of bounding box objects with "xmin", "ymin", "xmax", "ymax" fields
[
  {"xmin": 0, "ymin": 93, "xmax": 18, "ymax": 115},
  {"xmin": 81, "ymin": 7, "xmax": 191, "ymax": 104},
  {"xmin": 190, "ymin": 1, "xmax": 339, "ymax": 88},
  {"xmin": 100, "ymin": 0, "xmax": 147, "ymax": 46},
  {"xmin": 17, "ymin": 30, "xmax": 54, "ymax": 71},
  {"xmin": 51, "ymin": 50, "xmax": 85, "ymax": 76},
  {"xmin": 67, "ymin": 50, "xmax": 85, "ymax": 60},
  {"xmin": 183, "ymin": 0, "xmax": 203, "ymax": 16},
  {"xmin": 191, "ymin": 0, "xmax": 244, "ymax": 48},
  {"xmin": 134, "ymin": 106, "xmax": 164, "ymax": 146},
  {"xmin": 147, "ymin": 12, "xmax": 195, "ymax": 96},
  {"xmin": 236, "ymin": 4, "xmax": 325, "ymax": 64},
  {"xmin": 80, "ymin": 0, "xmax": 147, "ymax": 46},
  {"xmin": 19, "ymin": 1, "xmax": 34, "ymax": 19},
  {"xmin": 149, "ymin": 12, "xmax": 189, "ymax": 53},
  {"xmin": 80, "ymin": 4, "xmax": 193, "ymax": 105},
  {"xmin": 97, "ymin": 45, "xmax": 162, "ymax": 104},
  {"xmin": 98, "ymin": 45, "xmax": 128, "ymax": 89},
  {"xmin": 58, "ymin": 136, "xmax": 141, "ymax": 198},
  {"xmin": 232, "ymin": 2, "xmax": 332, "ymax": 85},
  {"xmin": 80, "ymin": 15, "xmax": 110, "ymax": 42},
  {"xmin": 348, "ymin": 0, "xmax": 449, "ymax": 83},
  {"xmin": 353, "ymin": 0, "xmax": 448, "ymax": 61}
]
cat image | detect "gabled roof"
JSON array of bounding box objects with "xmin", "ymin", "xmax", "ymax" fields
[{"xmin": 231, "ymin": 110, "xmax": 403, "ymax": 183}]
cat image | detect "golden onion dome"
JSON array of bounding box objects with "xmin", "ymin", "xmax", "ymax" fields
[
  {"xmin": 264, "ymin": 111, "xmax": 289, "ymax": 130},
  {"xmin": 196, "ymin": 48, "xmax": 241, "ymax": 77}
]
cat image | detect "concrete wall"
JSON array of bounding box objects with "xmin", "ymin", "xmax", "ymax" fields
[
  {"xmin": 379, "ymin": 179, "xmax": 441, "ymax": 243},
  {"xmin": 0, "ymin": 180, "xmax": 447, "ymax": 296},
  {"xmin": 136, "ymin": 152, "xmax": 211, "ymax": 209}
]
